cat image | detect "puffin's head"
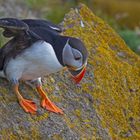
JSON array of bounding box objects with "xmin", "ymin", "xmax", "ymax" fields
[{"xmin": 62, "ymin": 37, "xmax": 88, "ymax": 84}]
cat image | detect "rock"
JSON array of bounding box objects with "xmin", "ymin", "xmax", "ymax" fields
[
  {"xmin": 0, "ymin": 0, "xmax": 38, "ymax": 18},
  {"xmin": 0, "ymin": 3, "xmax": 140, "ymax": 140}
]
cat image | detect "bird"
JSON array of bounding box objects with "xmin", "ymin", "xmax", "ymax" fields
[{"xmin": 0, "ymin": 18, "xmax": 88, "ymax": 114}]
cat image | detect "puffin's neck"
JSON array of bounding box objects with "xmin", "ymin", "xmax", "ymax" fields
[{"xmin": 52, "ymin": 36, "xmax": 69, "ymax": 66}]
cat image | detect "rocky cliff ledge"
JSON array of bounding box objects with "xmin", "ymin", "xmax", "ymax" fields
[{"xmin": 0, "ymin": 4, "xmax": 139, "ymax": 140}]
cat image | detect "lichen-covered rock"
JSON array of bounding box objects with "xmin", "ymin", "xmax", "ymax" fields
[{"xmin": 0, "ymin": 4, "xmax": 140, "ymax": 140}]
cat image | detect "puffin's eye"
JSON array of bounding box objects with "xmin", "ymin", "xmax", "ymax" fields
[
  {"xmin": 72, "ymin": 48, "xmax": 82, "ymax": 61},
  {"xmin": 75, "ymin": 56, "xmax": 81, "ymax": 60}
]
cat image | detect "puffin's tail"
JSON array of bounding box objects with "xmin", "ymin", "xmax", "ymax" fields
[{"xmin": 0, "ymin": 71, "xmax": 5, "ymax": 78}]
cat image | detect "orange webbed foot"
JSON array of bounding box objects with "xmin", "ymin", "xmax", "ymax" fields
[
  {"xmin": 36, "ymin": 86, "xmax": 64, "ymax": 114},
  {"xmin": 19, "ymin": 99, "xmax": 37, "ymax": 114},
  {"xmin": 41, "ymin": 97, "xmax": 63, "ymax": 115}
]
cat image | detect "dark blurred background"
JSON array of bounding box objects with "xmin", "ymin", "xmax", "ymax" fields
[{"xmin": 0, "ymin": 0, "xmax": 140, "ymax": 55}]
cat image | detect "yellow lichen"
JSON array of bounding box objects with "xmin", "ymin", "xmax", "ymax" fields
[
  {"xmin": 63, "ymin": 4, "xmax": 140, "ymax": 139},
  {"xmin": 0, "ymin": 4, "xmax": 140, "ymax": 139}
]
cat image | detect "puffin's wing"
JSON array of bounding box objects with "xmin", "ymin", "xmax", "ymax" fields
[
  {"xmin": 0, "ymin": 18, "xmax": 42, "ymax": 70},
  {"xmin": 22, "ymin": 19, "xmax": 62, "ymax": 33},
  {"xmin": 0, "ymin": 18, "xmax": 29, "ymax": 38},
  {"xmin": 0, "ymin": 38, "xmax": 16, "ymax": 70}
]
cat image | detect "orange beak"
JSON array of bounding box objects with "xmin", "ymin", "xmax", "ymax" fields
[{"xmin": 70, "ymin": 66, "xmax": 86, "ymax": 84}]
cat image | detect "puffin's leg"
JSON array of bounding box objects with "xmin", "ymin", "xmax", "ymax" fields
[
  {"xmin": 13, "ymin": 83, "xmax": 37, "ymax": 114},
  {"xmin": 35, "ymin": 78, "xmax": 63, "ymax": 114}
]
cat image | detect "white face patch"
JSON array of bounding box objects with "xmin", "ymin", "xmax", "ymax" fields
[{"xmin": 62, "ymin": 41, "xmax": 83, "ymax": 69}]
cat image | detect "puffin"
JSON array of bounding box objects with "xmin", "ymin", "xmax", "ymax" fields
[{"xmin": 0, "ymin": 18, "xmax": 88, "ymax": 114}]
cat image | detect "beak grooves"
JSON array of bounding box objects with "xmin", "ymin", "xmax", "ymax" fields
[{"xmin": 72, "ymin": 67, "xmax": 86, "ymax": 84}]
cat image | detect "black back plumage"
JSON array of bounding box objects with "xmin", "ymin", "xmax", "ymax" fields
[
  {"xmin": 22, "ymin": 19, "xmax": 62, "ymax": 33},
  {"xmin": 0, "ymin": 18, "xmax": 65, "ymax": 70}
]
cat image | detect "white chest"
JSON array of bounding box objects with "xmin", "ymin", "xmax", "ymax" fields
[{"xmin": 6, "ymin": 41, "xmax": 63, "ymax": 80}]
